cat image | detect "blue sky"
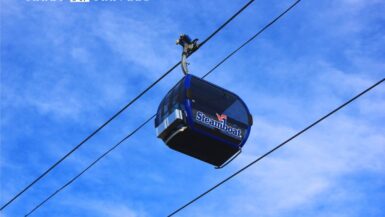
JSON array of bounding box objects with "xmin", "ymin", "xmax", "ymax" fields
[{"xmin": 1, "ymin": 0, "xmax": 384, "ymax": 216}]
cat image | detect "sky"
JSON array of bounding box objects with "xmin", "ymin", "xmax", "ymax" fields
[{"xmin": 1, "ymin": 0, "xmax": 384, "ymax": 217}]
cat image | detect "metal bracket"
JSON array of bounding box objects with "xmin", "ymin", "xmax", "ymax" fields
[
  {"xmin": 176, "ymin": 34, "xmax": 199, "ymax": 75},
  {"xmin": 215, "ymin": 148, "xmax": 242, "ymax": 169}
]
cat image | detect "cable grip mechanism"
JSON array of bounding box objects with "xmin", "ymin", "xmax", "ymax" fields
[{"xmin": 176, "ymin": 34, "xmax": 199, "ymax": 75}]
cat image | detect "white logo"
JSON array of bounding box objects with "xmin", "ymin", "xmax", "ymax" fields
[{"xmin": 195, "ymin": 111, "xmax": 242, "ymax": 139}]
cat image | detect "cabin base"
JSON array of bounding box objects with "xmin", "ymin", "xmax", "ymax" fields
[{"xmin": 164, "ymin": 128, "xmax": 239, "ymax": 167}]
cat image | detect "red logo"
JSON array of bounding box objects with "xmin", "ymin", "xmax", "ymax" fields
[{"xmin": 216, "ymin": 113, "xmax": 227, "ymax": 121}]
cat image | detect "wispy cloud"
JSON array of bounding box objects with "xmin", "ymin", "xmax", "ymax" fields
[
  {"xmin": 62, "ymin": 198, "xmax": 148, "ymax": 217},
  {"xmin": 1, "ymin": 0, "xmax": 384, "ymax": 216}
]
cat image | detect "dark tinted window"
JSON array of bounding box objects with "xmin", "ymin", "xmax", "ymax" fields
[
  {"xmin": 155, "ymin": 78, "xmax": 185, "ymax": 126},
  {"xmin": 190, "ymin": 77, "xmax": 249, "ymax": 125}
]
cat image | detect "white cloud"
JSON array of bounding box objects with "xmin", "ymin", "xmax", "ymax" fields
[
  {"xmin": 60, "ymin": 198, "xmax": 148, "ymax": 217},
  {"xmin": 93, "ymin": 11, "xmax": 180, "ymax": 80},
  {"xmin": 187, "ymin": 112, "xmax": 384, "ymax": 217}
]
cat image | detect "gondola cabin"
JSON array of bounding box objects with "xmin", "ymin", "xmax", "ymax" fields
[{"xmin": 155, "ymin": 75, "xmax": 253, "ymax": 168}]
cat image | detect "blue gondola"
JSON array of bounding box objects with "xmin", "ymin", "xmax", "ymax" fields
[
  {"xmin": 155, "ymin": 74, "xmax": 253, "ymax": 168},
  {"xmin": 155, "ymin": 34, "xmax": 253, "ymax": 168}
]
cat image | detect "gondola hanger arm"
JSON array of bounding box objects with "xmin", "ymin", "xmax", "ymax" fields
[{"xmin": 176, "ymin": 34, "xmax": 199, "ymax": 75}]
